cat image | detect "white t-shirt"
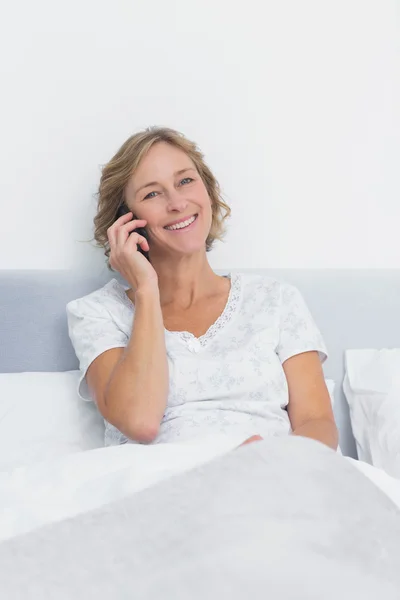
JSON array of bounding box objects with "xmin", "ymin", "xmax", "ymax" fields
[{"xmin": 66, "ymin": 272, "xmax": 328, "ymax": 446}]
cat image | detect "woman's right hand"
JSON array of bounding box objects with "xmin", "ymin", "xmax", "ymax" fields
[{"xmin": 107, "ymin": 211, "xmax": 158, "ymax": 292}]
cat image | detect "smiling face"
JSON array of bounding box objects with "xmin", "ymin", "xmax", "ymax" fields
[{"xmin": 125, "ymin": 142, "xmax": 213, "ymax": 258}]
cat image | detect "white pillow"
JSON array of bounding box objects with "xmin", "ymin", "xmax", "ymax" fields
[
  {"xmin": 343, "ymin": 349, "xmax": 400, "ymax": 479},
  {"xmin": 325, "ymin": 379, "xmax": 335, "ymax": 405},
  {"xmin": 0, "ymin": 371, "xmax": 105, "ymax": 471},
  {"xmin": 0, "ymin": 372, "xmax": 337, "ymax": 472}
]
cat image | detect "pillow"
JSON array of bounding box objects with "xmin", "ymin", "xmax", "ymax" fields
[
  {"xmin": 325, "ymin": 378, "xmax": 335, "ymax": 405},
  {"xmin": 343, "ymin": 349, "xmax": 400, "ymax": 479},
  {"xmin": 0, "ymin": 372, "xmax": 337, "ymax": 472},
  {"xmin": 0, "ymin": 371, "xmax": 105, "ymax": 471}
]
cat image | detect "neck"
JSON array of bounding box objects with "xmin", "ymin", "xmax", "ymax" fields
[{"xmin": 150, "ymin": 250, "xmax": 222, "ymax": 308}]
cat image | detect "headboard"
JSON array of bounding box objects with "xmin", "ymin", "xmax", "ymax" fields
[{"xmin": 2, "ymin": 268, "xmax": 400, "ymax": 458}]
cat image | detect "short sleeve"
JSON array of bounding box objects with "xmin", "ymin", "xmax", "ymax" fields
[
  {"xmin": 276, "ymin": 282, "xmax": 328, "ymax": 365},
  {"xmin": 66, "ymin": 294, "xmax": 128, "ymax": 402}
]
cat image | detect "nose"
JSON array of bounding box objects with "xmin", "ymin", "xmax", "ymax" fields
[{"xmin": 166, "ymin": 188, "xmax": 188, "ymax": 212}]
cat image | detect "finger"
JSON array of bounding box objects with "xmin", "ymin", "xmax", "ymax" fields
[
  {"xmin": 116, "ymin": 219, "xmax": 147, "ymax": 248},
  {"xmin": 136, "ymin": 235, "xmax": 150, "ymax": 253},
  {"xmin": 127, "ymin": 232, "xmax": 150, "ymax": 253},
  {"xmin": 108, "ymin": 211, "xmax": 134, "ymax": 244},
  {"xmin": 109, "ymin": 214, "xmax": 146, "ymax": 240},
  {"xmin": 125, "ymin": 219, "xmax": 147, "ymax": 231},
  {"xmin": 115, "ymin": 210, "xmax": 133, "ymax": 223},
  {"xmin": 107, "ymin": 223, "xmax": 118, "ymax": 248},
  {"xmin": 239, "ymin": 435, "xmax": 263, "ymax": 447},
  {"xmin": 114, "ymin": 221, "xmax": 140, "ymax": 250}
]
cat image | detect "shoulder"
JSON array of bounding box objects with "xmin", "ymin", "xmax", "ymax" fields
[
  {"xmin": 65, "ymin": 279, "xmax": 130, "ymax": 372},
  {"xmin": 237, "ymin": 272, "xmax": 297, "ymax": 305},
  {"xmin": 236, "ymin": 273, "xmax": 310, "ymax": 324},
  {"xmin": 66, "ymin": 278, "xmax": 131, "ymax": 318}
]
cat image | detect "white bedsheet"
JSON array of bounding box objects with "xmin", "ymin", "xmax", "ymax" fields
[{"xmin": 1, "ymin": 434, "xmax": 399, "ymax": 543}]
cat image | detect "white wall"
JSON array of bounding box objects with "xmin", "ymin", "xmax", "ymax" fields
[{"xmin": 0, "ymin": 0, "xmax": 398, "ymax": 271}]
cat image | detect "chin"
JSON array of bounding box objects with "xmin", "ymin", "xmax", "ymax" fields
[
  {"xmin": 161, "ymin": 224, "xmax": 211, "ymax": 257},
  {"xmin": 174, "ymin": 242, "xmax": 208, "ymax": 256}
]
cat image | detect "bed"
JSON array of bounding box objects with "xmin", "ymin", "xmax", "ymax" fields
[
  {"xmin": 1, "ymin": 268, "xmax": 400, "ymax": 598},
  {"xmin": 2, "ymin": 267, "xmax": 400, "ymax": 456}
]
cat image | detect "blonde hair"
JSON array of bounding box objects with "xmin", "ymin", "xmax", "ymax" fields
[{"xmin": 91, "ymin": 126, "xmax": 231, "ymax": 270}]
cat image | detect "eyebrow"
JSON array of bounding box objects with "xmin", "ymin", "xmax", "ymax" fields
[{"xmin": 135, "ymin": 168, "xmax": 196, "ymax": 196}]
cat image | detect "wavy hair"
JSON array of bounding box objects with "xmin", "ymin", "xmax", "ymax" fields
[{"xmin": 90, "ymin": 126, "xmax": 231, "ymax": 270}]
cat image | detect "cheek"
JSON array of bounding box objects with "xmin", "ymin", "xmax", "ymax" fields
[
  {"xmin": 202, "ymin": 197, "xmax": 213, "ymax": 223},
  {"xmin": 134, "ymin": 204, "xmax": 158, "ymax": 223},
  {"xmin": 198, "ymin": 189, "xmax": 213, "ymax": 211}
]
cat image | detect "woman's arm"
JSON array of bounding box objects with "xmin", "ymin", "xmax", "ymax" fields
[
  {"xmin": 87, "ymin": 284, "xmax": 169, "ymax": 443},
  {"xmin": 290, "ymin": 418, "xmax": 338, "ymax": 450},
  {"xmin": 283, "ymin": 351, "xmax": 339, "ymax": 451}
]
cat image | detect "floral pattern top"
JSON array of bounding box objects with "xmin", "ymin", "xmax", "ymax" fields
[{"xmin": 66, "ymin": 272, "xmax": 328, "ymax": 446}]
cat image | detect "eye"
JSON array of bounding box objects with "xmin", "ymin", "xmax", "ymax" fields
[
  {"xmin": 143, "ymin": 191, "xmax": 158, "ymax": 200},
  {"xmin": 179, "ymin": 177, "xmax": 194, "ymax": 186}
]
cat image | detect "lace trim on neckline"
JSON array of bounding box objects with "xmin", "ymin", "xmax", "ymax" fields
[
  {"xmin": 109, "ymin": 272, "xmax": 242, "ymax": 347},
  {"xmin": 175, "ymin": 272, "xmax": 241, "ymax": 347}
]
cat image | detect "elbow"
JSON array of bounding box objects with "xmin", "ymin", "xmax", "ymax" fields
[
  {"xmin": 103, "ymin": 392, "xmax": 161, "ymax": 444},
  {"xmin": 121, "ymin": 418, "xmax": 160, "ymax": 444}
]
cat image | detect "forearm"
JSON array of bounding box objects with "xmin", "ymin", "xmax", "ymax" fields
[
  {"xmin": 105, "ymin": 286, "xmax": 168, "ymax": 441},
  {"xmin": 292, "ymin": 418, "xmax": 339, "ymax": 451}
]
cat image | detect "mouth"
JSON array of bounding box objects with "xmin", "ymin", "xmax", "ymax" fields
[{"xmin": 164, "ymin": 214, "xmax": 198, "ymax": 231}]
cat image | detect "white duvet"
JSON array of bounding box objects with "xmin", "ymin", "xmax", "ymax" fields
[{"xmin": 1, "ymin": 434, "xmax": 400, "ymax": 543}]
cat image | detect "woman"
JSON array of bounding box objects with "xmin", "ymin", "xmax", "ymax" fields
[{"xmin": 66, "ymin": 126, "xmax": 338, "ymax": 451}]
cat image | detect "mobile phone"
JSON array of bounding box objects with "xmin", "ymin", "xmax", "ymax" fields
[{"xmin": 115, "ymin": 204, "xmax": 150, "ymax": 260}]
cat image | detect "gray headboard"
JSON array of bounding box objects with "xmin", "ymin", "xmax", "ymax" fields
[{"xmin": 1, "ymin": 268, "xmax": 400, "ymax": 459}]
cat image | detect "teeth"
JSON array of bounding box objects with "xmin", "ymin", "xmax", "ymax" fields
[{"xmin": 165, "ymin": 215, "xmax": 196, "ymax": 230}]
